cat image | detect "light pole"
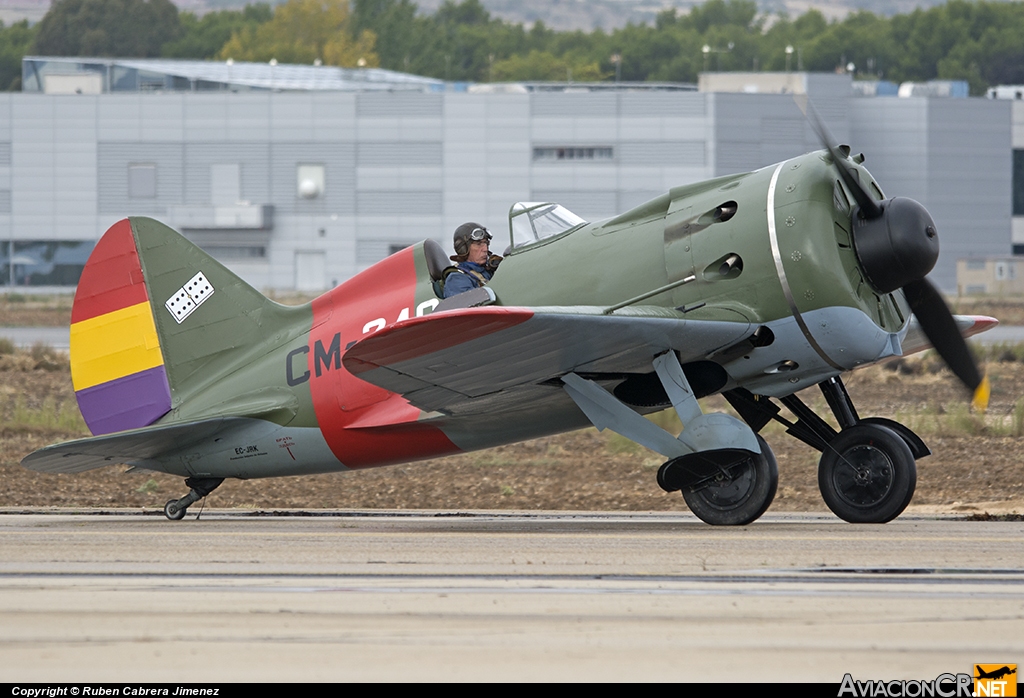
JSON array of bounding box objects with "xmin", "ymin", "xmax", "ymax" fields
[
  {"xmin": 702, "ymin": 42, "xmax": 733, "ymax": 72},
  {"xmin": 786, "ymin": 45, "xmax": 793, "ymax": 72},
  {"xmin": 611, "ymin": 53, "xmax": 621, "ymax": 83}
]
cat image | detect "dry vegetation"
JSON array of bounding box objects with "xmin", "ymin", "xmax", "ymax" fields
[{"xmin": 0, "ymin": 338, "xmax": 1021, "ymax": 515}]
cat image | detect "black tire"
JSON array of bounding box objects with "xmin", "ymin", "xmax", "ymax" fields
[
  {"xmin": 683, "ymin": 435, "xmax": 778, "ymax": 526},
  {"xmin": 164, "ymin": 499, "xmax": 187, "ymax": 521},
  {"xmin": 818, "ymin": 424, "xmax": 916, "ymax": 524}
]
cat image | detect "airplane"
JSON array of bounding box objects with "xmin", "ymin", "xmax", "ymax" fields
[
  {"xmin": 975, "ymin": 667, "xmax": 1017, "ymax": 681},
  {"xmin": 22, "ymin": 114, "xmax": 997, "ymax": 525}
]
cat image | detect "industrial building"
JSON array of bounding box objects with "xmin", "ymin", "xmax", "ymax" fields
[{"xmin": 0, "ymin": 59, "xmax": 1015, "ymax": 293}]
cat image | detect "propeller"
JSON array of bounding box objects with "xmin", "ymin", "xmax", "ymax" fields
[{"xmin": 797, "ymin": 98, "xmax": 989, "ymax": 410}]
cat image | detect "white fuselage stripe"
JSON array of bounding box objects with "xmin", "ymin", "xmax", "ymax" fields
[{"xmin": 767, "ymin": 161, "xmax": 845, "ymax": 371}]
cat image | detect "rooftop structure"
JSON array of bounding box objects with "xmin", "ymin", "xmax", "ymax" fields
[
  {"xmin": 989, "ymin": 85, "xmax": 1024, "ymax": 100},
  {"xmin": 697, "ymin": 71, "xmax": 851, "ymax": 96},
  {"xmin": 22, "ymin": 56, "xmax": 446, "ymax": 94}
]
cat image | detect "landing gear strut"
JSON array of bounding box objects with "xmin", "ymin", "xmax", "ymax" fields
[
  {"xmin": 163, "ymin": 477, "xmax": 224, "ymax": 521},
  {"xmin": 725, "ymin": 376, "xmax": 928, "ymax": 524},
  {"xmin": 562, "ymin": 353, "xmax": 769, "ymax": 525}
]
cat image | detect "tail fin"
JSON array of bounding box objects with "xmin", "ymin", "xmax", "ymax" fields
[{"xmin": 71, "ymin": 217, "xmax": 298, "ymax": 435}]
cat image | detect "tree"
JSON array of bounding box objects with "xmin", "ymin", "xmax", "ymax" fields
[
  {"xmin": 491, "ymin": 50, "xmax": 604, "ymax": 82},
  {"xmin": 33, "ymin": 0, "xmax": 181, "ymax": 57},
  {"xmin": 218, "ymin": 0, "xmax": 378, "ymax": 67},
  {"xmin": 351, "ymin": 0, "xmax": 418, "ymax": 69},
  {"xmin": 0, "ymin": 20, "xmax": 36, "ymax": 90},
  {"xmin": 162, "ymin": 5, "xmax": 273, "ymax": 60}
]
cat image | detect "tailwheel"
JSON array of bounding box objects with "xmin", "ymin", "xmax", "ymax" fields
[
  {"xmin": 161, "ymin": 477, "xmax": 224, "ymax": 521},
  {"xmin": 818, "ymin": 423, "xmax": 916, "ymax": 523},
  {"xmin": 164, "ymin": 499, "xmax": 187, "ymax": 521},
  {"xmin": 683, "ymin": 435, "xmax": 778, "ymax": 526}
]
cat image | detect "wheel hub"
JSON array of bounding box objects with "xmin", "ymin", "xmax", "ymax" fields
[
  {"xmin": 696, "ymin": 462, "xmax": 754, "ymax": 507},
  {"xmin": 833, "ymin": 444, "xmax": 895, "ymax": 508}
]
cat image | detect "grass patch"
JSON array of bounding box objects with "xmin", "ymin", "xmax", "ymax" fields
[
  {"xmin": 136, "ymin": 479, "xmax": 161, "ymax": 495},
  {"xmin": 895, "ymin": 398, "xmax": 1024, "ymax": 438},
  {"xmin": 0, "ymin": 344, "xmax": 68, "ymax": 372},
  {"xmin": 972, "ymin": 341, "xmax": 1024, "ymax": 364},
  {"xmin": 5, "ymin": 395, "xmax": 87, "ymax": 435}
]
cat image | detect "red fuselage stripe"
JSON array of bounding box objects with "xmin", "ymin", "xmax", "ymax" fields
[{"xmin": 307, "ymin": 246, "xmax": 459, "ymax": 468}]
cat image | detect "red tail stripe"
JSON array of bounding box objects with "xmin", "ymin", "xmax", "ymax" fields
[{"xmin": 71, "ymin": 219, "xmax": 149, "ymax": 324}]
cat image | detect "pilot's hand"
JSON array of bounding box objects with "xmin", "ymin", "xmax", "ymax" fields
[{"xmin": 486, "ymin": 254, "xmax": 503, "ymax": 272}]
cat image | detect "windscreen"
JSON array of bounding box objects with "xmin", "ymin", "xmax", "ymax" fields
[{"xmin": 509, "ymin": 202, "xmax": 587, "ymax": 249}]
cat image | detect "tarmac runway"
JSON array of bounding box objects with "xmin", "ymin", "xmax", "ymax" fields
[{"xmin": 0, "ymin": 510, "xmax": 1021, "ymax": 682}]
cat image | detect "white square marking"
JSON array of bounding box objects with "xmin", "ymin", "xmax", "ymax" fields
[{"xmin": 165, "ymin": 272, "xmax": 215, "ymax": 324}]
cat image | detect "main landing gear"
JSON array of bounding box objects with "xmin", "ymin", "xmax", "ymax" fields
[
  {"xmin": 818, "ymin": 424, "xmax": 916, "ymax": 523},
  {"xmin": 675, "ymin": 434, "xmax": 779, "ymax": 526},
  {"xmin": 163, "ymin": 477, "xmax": 224, "ymax": 521},
  {"xmin": 563, "ymin": 354, "xmax": 775, "ymax": 526},
  {"xmin": 724, "ymin": 376, "xmax": 929, "ymax": 524},
  {"xmin": 564, "ymin": 355, "xmax": 927, "ymax": 526}
]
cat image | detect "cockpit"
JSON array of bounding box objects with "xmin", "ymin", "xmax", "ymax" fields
[{"xmin": 508, "ymin": 202, "xmax": 588, "ymax": 251}]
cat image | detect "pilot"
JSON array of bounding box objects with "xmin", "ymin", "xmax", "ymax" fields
[{"xmin": 443, "ymin": 222, "xmax": 501, "ymax": 298}]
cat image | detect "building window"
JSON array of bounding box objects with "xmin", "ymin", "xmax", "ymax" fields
[
  {"xmin": 995, "ymin": 261, "xmax": 1014, "ymax": 280},
  {"xmin": 211, "ymin": 163, "xmax": 241, "ymax": 205},
  {"xmin": 128, "ymin": 164, "xmax": 157, "ymax": 199},
  {"xmin": 297, "ymin": 164, "xmax": 325, "ymax": 199},
  {"xmin": 1014, "ymin": 150, "xmax": 1024, "ymax": 216},
  {"xmin": 1, "ymin": 240, "xmax": 94, "ymax": 286},
  {"xmin": 533, "ymin": 147, "xmax": 614, "ymax": 162},
  {"xmin": 966, "ymin": 259, "xmax": 987, "ymax": 270}
]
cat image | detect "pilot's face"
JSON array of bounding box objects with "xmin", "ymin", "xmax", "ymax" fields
[{"xmin": 468, "ymin": 239, "xmax": 489, "ymax": 265}]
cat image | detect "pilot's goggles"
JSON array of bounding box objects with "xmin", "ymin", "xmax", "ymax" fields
[{"xmin": 469, "ymin": 227, "xmax": 492, "ymax": 242}]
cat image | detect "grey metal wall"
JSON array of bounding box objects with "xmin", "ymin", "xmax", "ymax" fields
[
  {"xmin": 851, "ymin": 97, "xmax": 1011, "ymax": 292},
  {"xmin": 0, "ymin": 89, "xmax": 1010, "ymax": 293},
  {"xmin": 711, "ymin": 92, "xmax": 848, "ymax": 175}
]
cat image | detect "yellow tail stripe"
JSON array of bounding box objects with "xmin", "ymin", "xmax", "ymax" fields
[{"xmin": 70, "ymin": 301, "xmax": 164, "ymax": 391}]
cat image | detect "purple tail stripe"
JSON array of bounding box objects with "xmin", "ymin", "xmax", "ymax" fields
[{"xmin": 76, "ymin": 365, "xmax": 172, "ymax": 435}]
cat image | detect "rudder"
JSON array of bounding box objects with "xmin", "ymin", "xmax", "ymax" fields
[
  {"xmin": 71, "ymin": 217, "xmax": 293, "ymax": 435},
  {"xmin": 71, "ymin": 219, "xmax": 171, "ymax": 435}
]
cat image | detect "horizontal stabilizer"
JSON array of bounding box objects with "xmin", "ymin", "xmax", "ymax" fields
[{"xmin": 21, "ymin": 418, "xmax": 250, "ymax": 474}]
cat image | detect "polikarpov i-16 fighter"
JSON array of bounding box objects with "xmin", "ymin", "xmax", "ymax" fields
[{"xmin": 23, "ymin": 108, "xmax": 995, "ymax": 525}]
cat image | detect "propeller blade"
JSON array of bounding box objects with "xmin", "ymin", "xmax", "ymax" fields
[
  {"xmin": 903, "ymin": 278, "xmax": 987, "ymax": 409},
  {"xmin": 797, "ymin": 97, "xmax": 883, "ymax": 219}
]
